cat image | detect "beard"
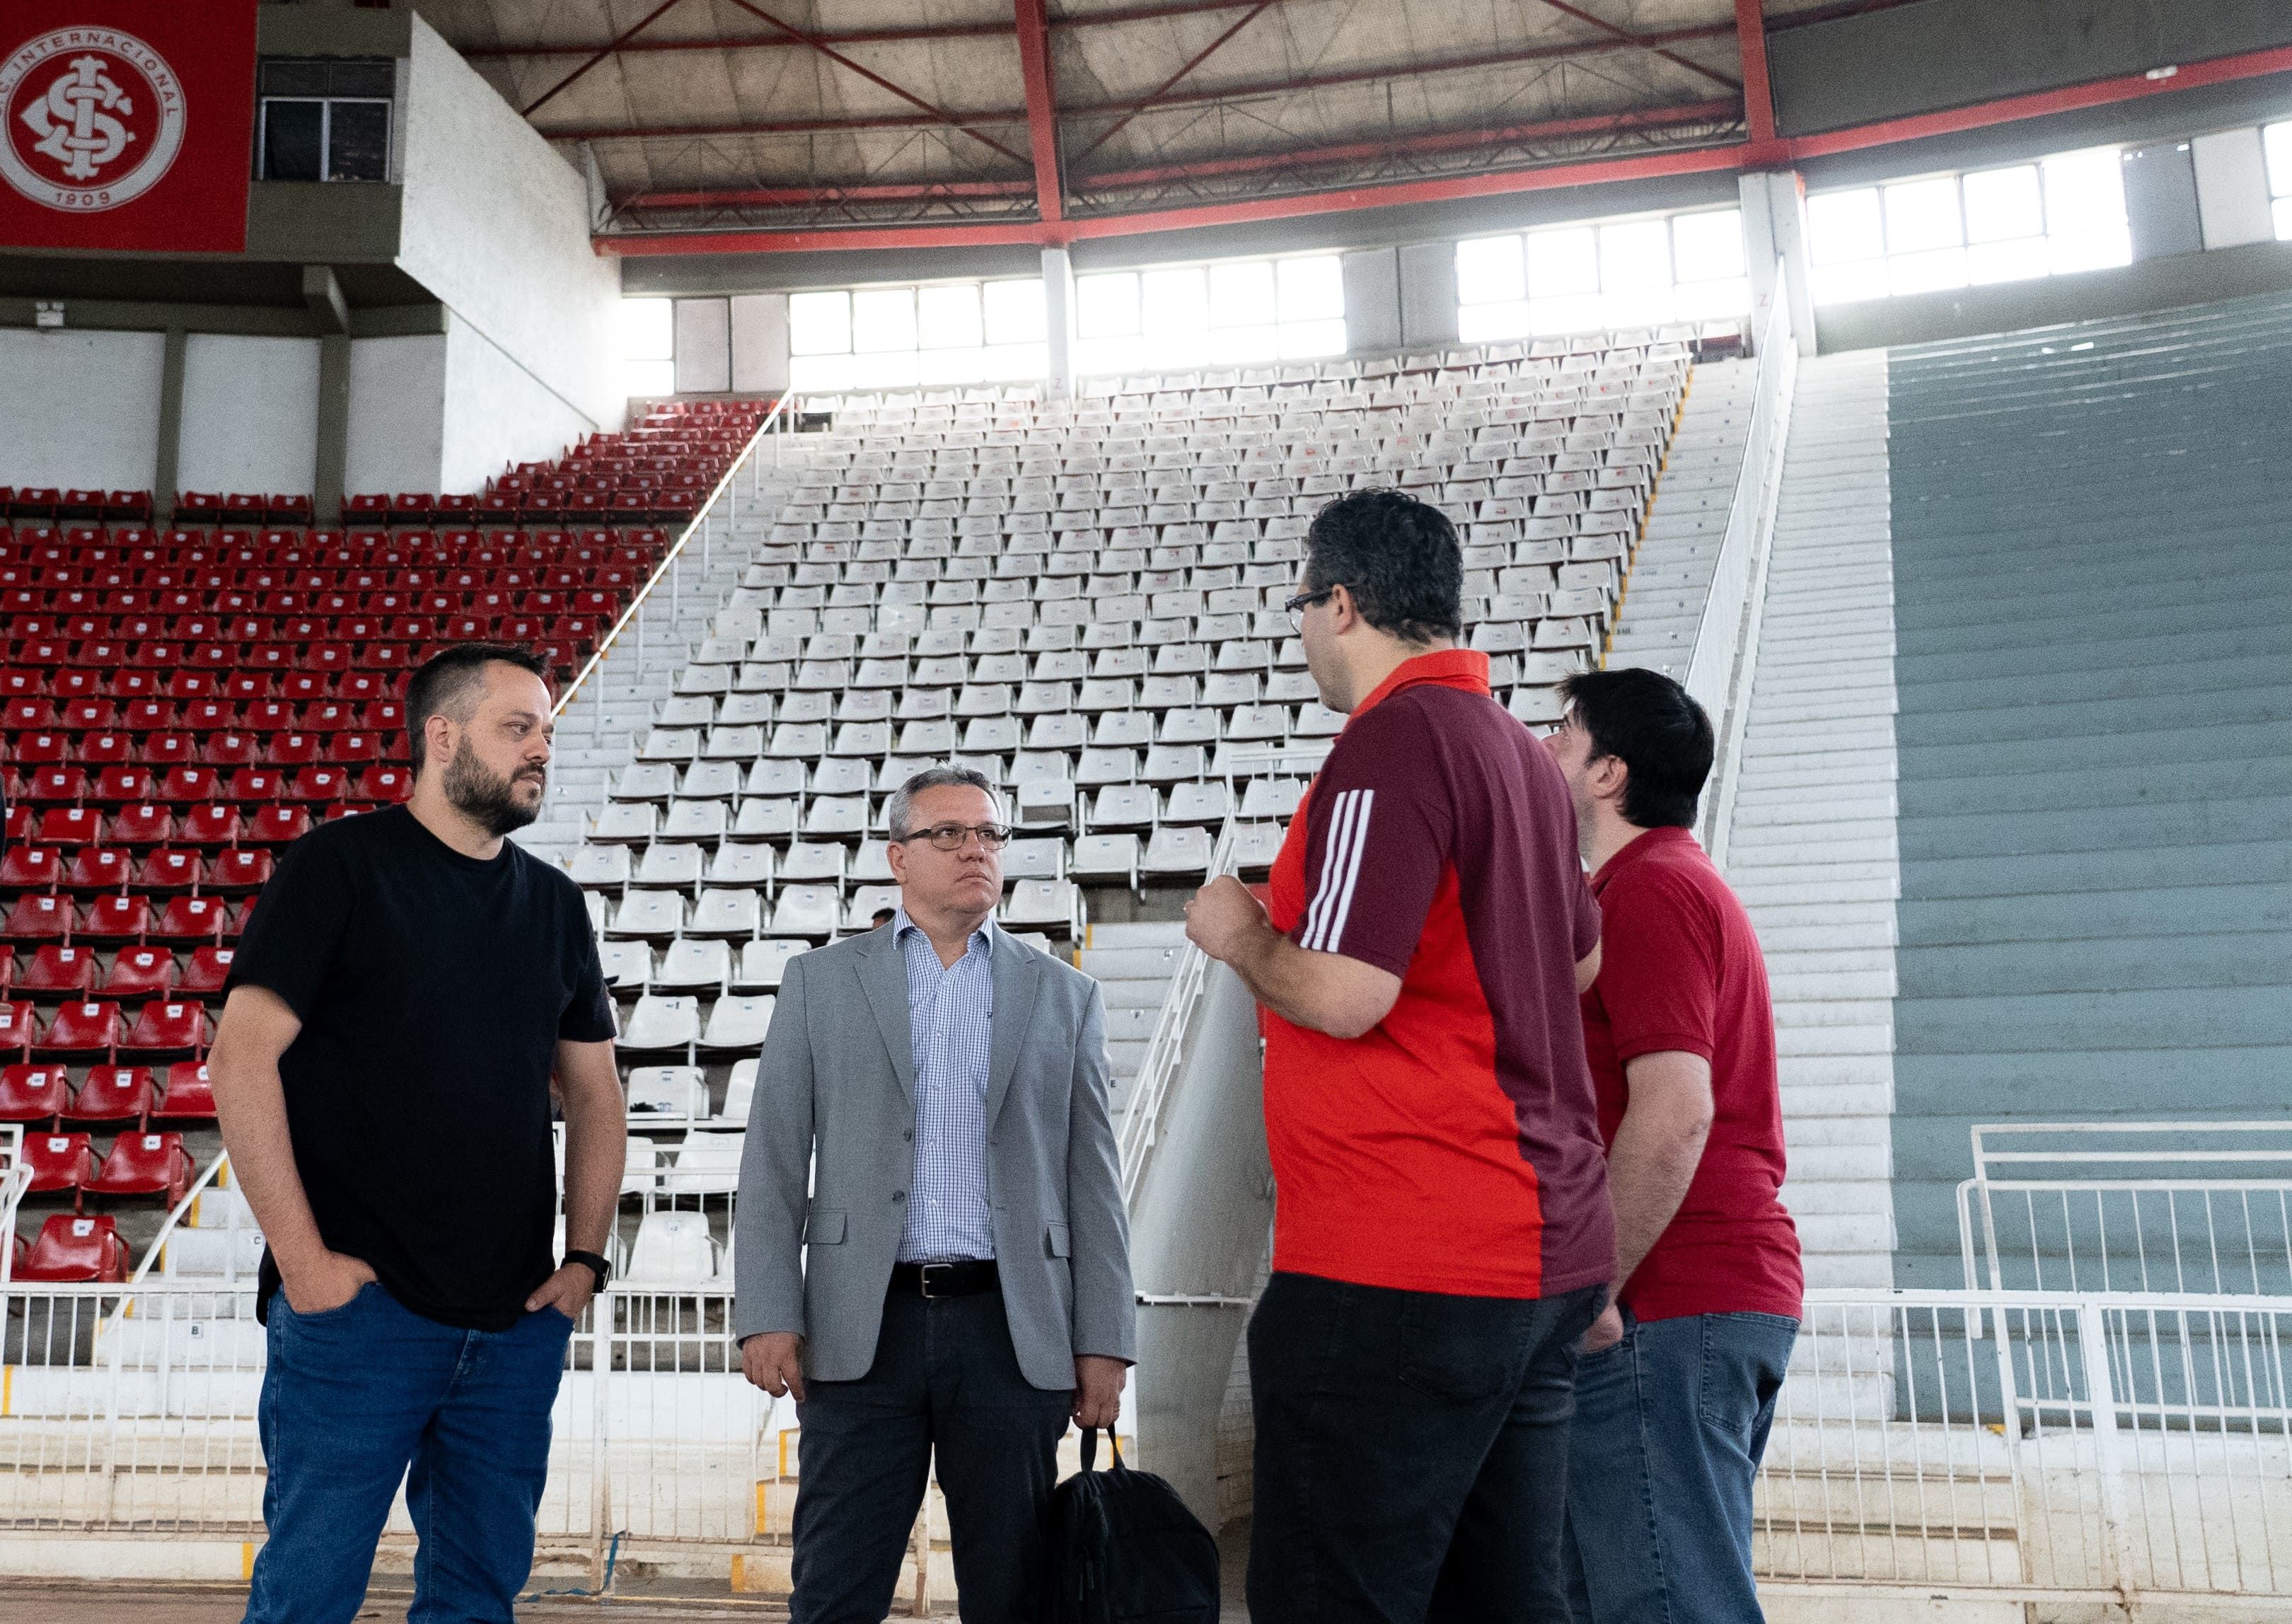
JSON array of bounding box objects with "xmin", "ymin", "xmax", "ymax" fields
[{"xmin": 442, "ymin": 736, "xmax": 544, "ymax": 836}]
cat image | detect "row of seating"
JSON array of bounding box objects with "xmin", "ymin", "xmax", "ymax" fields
[
  {"xmin": 2, "ymin": 891, "xmax": 246, "ymax": 946},
  {"xmin": 0, "ymin": 801, "xmax": 367, "ymax": 846},
  {"xmin": 5, "ymin": 844, "xmax": 273, "ymax": 890},
  {"xmin": 0, "ymin": 997, "xmax": 211, "ymax": 1058},
  {"xmin": 592, "ymin": 877, "xmax": 1082, "ymax": 943},
  {"xmin": 1, "ymin": 489, "xmax": 153, "ymax": 522},
  {"xmin": 1, "ymin": 522, "xmax": 671, "ymax": 557},
  {"xmin": 0, "ymin": 945, "xmax": 234, "ymax": 997},
  {"xmin": 4, "ymin": 765, "xmax": 408, "ymax": 807},
  {"xmin": 18, "ymin": 1129, "xmax": 197, "ymax": 1209},
  {"xmin": 0, "ymin": 1060, "xmax": 215, "ymax": 1123}
]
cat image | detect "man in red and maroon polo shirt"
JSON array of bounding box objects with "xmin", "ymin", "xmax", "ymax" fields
[
  {"xmin": 1544, "ymin": 666, "xmax": 1802, "ymax": 1624},
  {"xmin": 1186, "ymin": 489, "xmax": 1611, "ymax": 1624}
]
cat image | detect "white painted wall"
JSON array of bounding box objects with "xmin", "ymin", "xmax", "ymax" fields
[
  {"xmin": 398, "ymin": 13, "xmax": 621, "ymax": 483},
  {"xmin": 345, "ymin": 333, "xmax": 448, "ymax": 497},
  {"xmin": 674, "ymin": 298, "xmax": 731, "ymax": 394},
  {"xmin": 176, "ymin": 335, "xmax": 321, "ymax": 497},
  {"xmin": 2193, "ymin": 128, "xmax": 2276, "ymax": 250},
  {"xmin": 0, "ymin": 329, "xmax": 166, "ymax": 492},
  {"xmin": 730, "ymin": 294, "xmax": 789, "ymax": 394},
  {"xmin": 438, "ymin": 312, "xmax": 595, "ymax": 495}
]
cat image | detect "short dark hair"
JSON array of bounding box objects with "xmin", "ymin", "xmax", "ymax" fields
[
  {"xmin": 1303, "ymin": 489, "xmax": 1464, "ymax": 644},
  {"xmin": 405, "ymin": 643, "xmax": 550, "ymax": 772},
  {"xmin": 1558, "ymin": 667, "xmax": 1713, "ymax": 830}
]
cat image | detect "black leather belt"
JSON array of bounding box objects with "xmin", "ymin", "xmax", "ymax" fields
[{"xmin": 890, "ymin": 1260, "xmax": 999, "ymax": 1299}]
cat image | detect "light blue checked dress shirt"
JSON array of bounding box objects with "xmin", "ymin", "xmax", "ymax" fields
[{"xmin": 891, "ymin": 907, "xmax": 997, "ymax": 1263}]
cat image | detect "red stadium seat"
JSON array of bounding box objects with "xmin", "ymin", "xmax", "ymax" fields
[
  {"xmin": 326, "ymin": 731, "xmax": 382, "ymax": 764},
  {"xmin": 177, "ymin": 804, "xmax": 241, "ymax": 845},
  {"xmin": 157, "ymin": 1060, "xmax": 217, "ymax": 1121},
  {"xmin": 0, "ymin": 946, "xmax": 12, "ymax": 993},
  {"xmin": 356, "ymin": 765, "xmax": 412, "ymax": 803},
  {"xmin": 158, "ymin": 765, "xmax": 221, "ymax": 804},
  {"xmin": 99, "ymin": 947, "xmax": 178, "ymax": 999},
  {"xmin": 90, "ymin": 765, "xmax": 155, "ymax": 804},
  {"xmin": 180, "ymin": 946, "xmax": 234, "ymax": 995},
  {"xmin": 3, "ymin": 894, "xmax": 72, "ymax": 943},
  {"xmin": 245, "ymin": 806, "xmax": 311, "ymax": 844},
  {"xmin": 62, "ymin": 848, "xmax": 130, "ymax": 892},
  {"xmin": 87, "ymin": 1131, "xmax": 192, "ymax": 1205},
  {"xmin": 0, "ymin": 846, "xmax": 62, "ymax": 891},
  {"xmin": 39, "ymin": 1000, "xmax": 122, "ymax": 1060},
  {"xmin": 16, "ymin": 945, "xmax": 96, "ymax": 997},
  {"xmin": 136, "ymin": 849, "xmax": 203, "ymax": 891},
  {"xmin": 0, "ymin": 1062, "xmax": 69, "ymax": 1124},
  {"xmin": 289, "ymin": 766, "xmax": 348, "ymax": 804},
  {"xmin": 0, "ymin": 1000, "xmax": 35, "ymax": 1059},
  {"xmin": 265, "ymin": 732, "xmax": 320, "ymax": 767},
  {"xmin": 35, "ymin": 808, "xmax": 104, "ymax": 846},
  {"xmin": 122, "ymin": 999, "xmax": 206, "ymax": 1058},
  {"xmin": 21, "ymin": 767, "xmax": 86, "ymax": 804},
  {"xmin": 207, "ymin": 849, "xmax": 273, "ymax": 891},
  {"xmin": 199, "ymin": 731, "xmax": 260, "ymax": 767},
  {"xmin": 154, "ymin": 896, "xmax": 228, "ymax": 945},
  {"xmin": 69, "ymin": 1065, "xmax": 154, "ymax": 1124},
  {"xmin": 226, "ymin": 768, "xmax": 284, "ymax": 804},
  {"xmin": 79, "ymin": 894, "xmax": 152, "ymax": 943},
  {"xmin": 108, "ymin": 805, "xmax": 176, "ymax": 847},
  {"xmin": 12, "ymin": 1214, "xmax": 129, "ymax": 1282},
  {"xmin": 21, "ymin": 1130, "xmax": 96, "ymax": 1197}
]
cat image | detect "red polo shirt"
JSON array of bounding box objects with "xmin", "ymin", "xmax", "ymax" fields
[
  {"xmin": 1261, "ymin": 649, "xmax": 1614, "ymax": 1300},
  {"xmin": 1580, "ymin": 825, "xmax": 1802, "ymax": 1322}
]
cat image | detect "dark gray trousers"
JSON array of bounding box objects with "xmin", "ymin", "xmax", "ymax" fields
[{"xmin": 789, "ymin": 1285, "xmax": 1074, "ymax": 1624}]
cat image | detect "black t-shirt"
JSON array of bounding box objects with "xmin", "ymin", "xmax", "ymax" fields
[{"xmin": 228, "ymin": 805, "xmax": 615, "ymax": 1329}]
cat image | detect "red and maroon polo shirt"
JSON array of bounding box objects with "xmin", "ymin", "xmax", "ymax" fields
[
  {"xmin": 1580, "ymin": 825, "xmax": 1802, "ymax": 1322},
  {"xmin": 1262, "ymin": 648, "xmax": 1614, "ymax": 1300}
]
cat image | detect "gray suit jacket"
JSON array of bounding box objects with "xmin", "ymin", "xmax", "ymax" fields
[{"xmin": 732, "ymin": 924, "xmax": 1136, "ymax": 1389}]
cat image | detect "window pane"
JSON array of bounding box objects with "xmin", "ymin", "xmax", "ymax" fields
[
  {"xmin": 983, "ymin": 279, "xmax": 1046, "ymax": 345},
  {"xmin": 1967, "ymin": 238, "xmax": 2051, "ymax": 285},
  {"xmin": 1208, "ymin": 261, "xmax": 1277, "ymax": 327},
  {"xmin": 918, "ymin": 284, "xmax": 983, "ymax": 349},
  {"xmin": 259, "ymin": 61, "xmax": 330, "ymax": 97},
  {"xmin": 1599, "ymin": 219, "xmax": 1671, "ymax": 293},
  {"xmin": 2042, "ymin": 149, "xmax": 2130, "ymax": 273},
  {"xmin": 1278, "ymin": 317, "xmax": 1347, "ymax": 359},
  {"xmin": 1526, "ymin": 293, "xmax": 1602, "ymax": 335},
  {"xmin": 2268, "ymin": 122, "xmax": 2292, "ymax": 198},
  {"xmin": 1077, "ymin": 272, "xmax": 1140, "ymax": 340},
  {"xmin": 616, "ymin": 298, "xmax": 673, "ymax": 361},
  {"xmin": 1456, "ymin": 236, "xmax": 1527, "ymax": 306},
  {"xmin": 917, "ymin": 345, "xmax": 989, "ymax": 385},
  {"xmin": 1962, "ymin": 166, "xmax": 2042, "ymax": 244},
  {"xmin": 851, "ymin": 349, "xmax": 920, "ymax": 388},
  {"xmin": 1888, "ymin": 245, "xmax": 1967, "ymax": 296},
  {"xmin": 1884, "ymin": 177, "xmax": 1962, "ymax": 253},
  {"xmin": 1140, "ymin": 267, "xmax": 1209, "ymax": 333},
  {"xmin": 1600, "ymin": 285, "xmax": 1675, "ymax": 328},
  {"xmin": 1810, "ymin": 258, "xmax": 1888, "ymax": 305},
  {"xmin": 1277, "ymin": 256, "xmax": 1344, "ymax": 322},
  {"xmin": 1075, "ymin": 335, "xmax": 1151, "ymax": 377},
  {"xmin": 788, "ymin": 354, "xmax": 860, "ymax": 393},
  {"xmin": 328, "ymin": 61, "xmax": 395, "ymax": 98},
  {"xmin": 1457, "ymin": 298, "xmax": 1532, "ymax": 343},
  {"xmin": 789, "ymin": 291, "xmax": 852, "ymax": 356},
  {"xmin": 1807, "ymin": 190, "xmax": 1884, "ymax": 264},
  {"xmin": 1670, "ymin": 211, "xmax": 1744, "ymax": 281},
  {"xmin": 620, "ymin": 359, "xmax": 676, "ymax": 400},
  {"xmin": 1672, "ymin": 275, "xmax": 1749, "ymax": 321},
  {"xmin": 260, "ymin": 100, "xmax": 324, "ymax": 182},
  {"xmin": 1211, "ymin": 320, "xmax": 1280, "ymax": 362},
  {"xmin": 325, "ymin": 101, "xmax": 390, "ymax": 181},
  {"xmin": 980, "ymin": 341, "xmax": 1048, "ymax": 382},
  {"xmin": 1526, "ymin": 228, "xmax": 1599, "ymax": 296},
  {"xmin": 2276, "ymin": 196, "xmax": 2292, "ymax": 243},
  {"xmin": 852, "ymin": 289, "xmax": 917, "ymax": 354}
]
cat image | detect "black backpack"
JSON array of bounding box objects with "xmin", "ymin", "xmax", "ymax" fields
[{"xmin": 1043, "ymin": 1428, "xmax": 1221, "ymax": 1623}]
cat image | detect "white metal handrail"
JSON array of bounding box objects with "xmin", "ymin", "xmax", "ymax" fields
[
  {"xmin": 118, "ymin": 1147, "xmax": 235, "ymax": 1292},
  {"xmin": 553, "ymin": 393, "xmax": 797, "ymax": 721},
  {"xmin": 1116, "ymin": 816, "xmax": 1238, "ymax": 1206}
]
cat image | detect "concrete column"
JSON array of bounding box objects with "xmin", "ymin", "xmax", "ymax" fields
[
  {"xmin": 302, "ymin": 265, "xmax": 352, "ymax": 524},
  {"xmin": 1041, "ymin": 245, "xmax": 1076, "ymax": 402},
  {"xmin": 154, "ymin": 325, "xmax": 187, "ymax": 523},
  {"xmin": 1739, "ymin": 170, "xmax": 1817, "ymax": 356}
]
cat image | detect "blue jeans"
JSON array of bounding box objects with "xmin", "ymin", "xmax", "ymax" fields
[
  {"xmin": 1563, "ymin": 1309, "xmax": 1798, "ymax": 1624},
  {"xmin": 243, "ymin": 1281, "xmax": 573, "ymax": 1624}
]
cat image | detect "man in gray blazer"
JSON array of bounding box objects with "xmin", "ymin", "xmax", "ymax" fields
[{"xmin": 736, "ymin": 765, "xmax": 1136, "ymax": 1624}]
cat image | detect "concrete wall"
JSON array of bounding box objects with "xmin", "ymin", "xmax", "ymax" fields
[
  {"xmin": 398, "ymin": 13, "xmax": 621, "ymax": 478},
  {"xmin": 175, "ymin": 335, "xmax": 322, "ymax": 497},
  {"xmin": 438, "ymin": 312, "xmax": 596, "ymax": 495},
  {"xmin": 674, "ymin": 298, "xmax": 732, "ymax": 394},
  {"xmin": 0, "ymin": 329, "xmax": 166, "ymax": 492},
  {"xmin": 729, "ymin": 294, "xmax": 789, "ymax": 394},
  {"xmin": 345, "ymin": 333, "xmax": 448, "ymax": 497}
]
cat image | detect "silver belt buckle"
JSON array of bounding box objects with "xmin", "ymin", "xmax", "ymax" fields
[{"xmin": 919, "ymin": 1263, "xmax": 951, "ymax": 1300}]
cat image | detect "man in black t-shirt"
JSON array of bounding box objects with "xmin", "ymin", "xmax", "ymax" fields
[{"xmin": 210, "ymin": 644, "xmax": 625, "ymax": 1624}]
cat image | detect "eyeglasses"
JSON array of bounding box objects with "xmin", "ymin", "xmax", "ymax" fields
[
  {"xmin": 898, "ymin": 822, "xmax": 1012, "ymax": 852},
  {"xmin": 1283, "ymin": 586, "xmax": 1337, "ymax": 631}
]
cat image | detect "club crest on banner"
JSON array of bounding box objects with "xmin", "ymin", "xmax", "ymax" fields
[{"xmin": 1, "ymin": 27, "xmax": 186, "ymax": 213}]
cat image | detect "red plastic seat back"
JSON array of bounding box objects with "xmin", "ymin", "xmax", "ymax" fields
[
  {"xmin": 0, "ymin": 1063, "xmax": 69, "ymax": 1122},
  {"xmin": 15, "ymin": 1214, "xmax": 125, "ymax": 1282},
  {"xmin": 70, "ymin": 1065, "xmax": 156, "ymax": 1123},
  {"xmin": 21, "ymin": 1130, "xmax": 94, "ymax": 1193}
]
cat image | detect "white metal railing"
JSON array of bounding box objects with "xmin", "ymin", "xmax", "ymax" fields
[
  {"xmin": 1766, "ymin": 1287, "xmax": 2292, "ymax": 1608},
  {"xmin": 1115, "ymin": 816, "xmax": 1239, "ymax": 1205},
  {"xmin": 1959, "ymin": 1121, "xmax": 2292, "ymax": 1299},
  {"xmin": 1686, "ymin": 256, "xmax": 1798, "ymax": 866},
  {"xmin": 554, "ymin": 395, "xmax": 799, "ymax": 726}
]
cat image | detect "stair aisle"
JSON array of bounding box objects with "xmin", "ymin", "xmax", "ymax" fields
[
  {"xmin": 1606, "ymin": 356, "xmax": 1754, "ymax": 679},
  {"xmin": 1722, "ymin": 350, "xmax": 1901, "ymax": 1294},
  {"xmin": 1077, "ymin": 920, "xmax": 1188, "ymax": 1122}
]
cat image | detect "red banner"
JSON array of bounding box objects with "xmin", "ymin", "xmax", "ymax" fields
[{"xmin": 0, "ymin": 1, "xmax": 258, "ymax": 253}]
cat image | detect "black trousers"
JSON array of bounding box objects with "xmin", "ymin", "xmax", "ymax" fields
[
  {"xmin": 789, "ymin": 1285, "xmax": 1074, "ymax": 1624},
  {"xmin": 1247, "ymin": 1272, "xmax": 1607, "ymax": 1624}
]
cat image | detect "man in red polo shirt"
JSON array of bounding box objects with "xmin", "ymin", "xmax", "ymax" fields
[
  {"xmin": 1186, "ymin": 489, "xmax": 1610, "ymax": 1624},
  {"xmin": 1544, "ymin": 666, "xmax": 1801, "ymax": 1624}
]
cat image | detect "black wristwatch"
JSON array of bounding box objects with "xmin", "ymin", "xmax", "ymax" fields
[{"xmin": 565, "ymin": 1248, "xmax": 613, "ymax": 1289}]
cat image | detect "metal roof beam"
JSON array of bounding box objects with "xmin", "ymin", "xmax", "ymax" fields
[
  {"xmin": 1534, "ymin": 1, "xmax": 1738, "ymax": 89},
  {"xmin": 1736, "ymin": 0, "xmax": 1781, "ymax": 155},
  {"xmin": 1014, "ymin": 0, "xmax": 1065, "ymax": 225},
  {"xmin": 1070, "ymin": 1, "xmax": 1278, "ymax": 166},
  {"xmin": 519, "ymin": 0, "xmax": 687, "ymax": 117}
]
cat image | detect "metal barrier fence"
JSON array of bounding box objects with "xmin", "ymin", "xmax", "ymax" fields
[{"xmin": 8, "ymin": 1280, "xmax": 2292, "ymax": 1609}]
